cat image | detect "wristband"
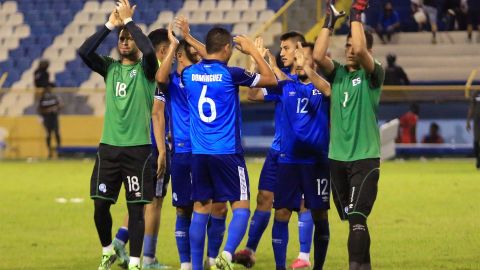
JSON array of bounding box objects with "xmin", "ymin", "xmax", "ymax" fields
[
  {"xmin": 105, "ymin": 21, "xmax": 115, "ymax": 30},
  {"xmin": 123, "ymin": 17, "xmax": 133, "ymax": 25}
]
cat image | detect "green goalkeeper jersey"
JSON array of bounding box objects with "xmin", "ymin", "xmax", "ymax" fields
[
  {"xmin": 328, "ymin": 60, "xmax": 385, "ymax": 161},
  {"xmin": 100, "ymin": 56, "xmax": 156, "ymax": 146}
]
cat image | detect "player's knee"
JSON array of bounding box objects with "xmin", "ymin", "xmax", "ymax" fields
[
  {"xmin": 256, "ymin": 190, "xmax": 273, "ymax": 210},
  {"xmin": 211, "ymin": 202, "xmax": 228, "ymax": 217},
  {"xmin": 176, "ymin": 206, "xmax": 193, "ymax": 217},
  {"xmin": 274, "ymin": 208, "xmax": 292, "ymax": 222},
  {"xmin": 311, "ymin": 209, "xmax": 328, "ymax": 223},
  {"xmin": 94, "ymin": 199, "xmax": 111, "ymax": 217},
  {"xmin": 348, "ymin": 213, "xmax": 367, "ymax": 231}
]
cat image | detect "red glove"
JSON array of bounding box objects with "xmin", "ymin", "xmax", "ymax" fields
[{"xmin": 350, "ymin": 0, "xmax": 369, "ymax": 22}]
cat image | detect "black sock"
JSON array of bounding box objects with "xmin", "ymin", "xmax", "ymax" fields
[
  {"xmin": 312, "ymin": 219, "xmax": 329, "ymax": 270},
  {"xmin": 348, "ymin": 214, "xmax": 370, "ymax": 269},
  {"xmin": 94, "ymin": 199, "xmax": 113, "ymax": 247},
  {"xmin": 127, "ymin": 203, "xmax": 145, "ymax": 257}
]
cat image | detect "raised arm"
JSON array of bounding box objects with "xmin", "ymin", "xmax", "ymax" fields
[
  {"xmin": 313, "ymin": 1, "xmax": 345, "ymax": 76},
  {"xmin": 296, "ymin": 42, "xmax": 331, "ymax": 97},
  {"xmin": 156, "ymin": 23, "xmax": 179, "ymax": 84},
  {"xmin": 117, "ymin": 0, "xmax": 158, "ymax": 81},
  {"xmin": 151, "ymin": 94, "xmax": 166, "ymax": 178},
  {"xmin": 78, "ymin": 10, "xmax": 121, "ymax": 77},
  {"xmin": 233, "ymin": 35, "xmax": 277, "ymax": 87},
  {"xmin": 350, "ymin": 0, "xmax": 375, "ymax": 73},
  {"xmin": 175, "ymin": 16, "xmax": 207, "ymax": 58}
]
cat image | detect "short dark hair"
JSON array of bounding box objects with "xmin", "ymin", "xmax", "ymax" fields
[
  {"xmin": 301, "ymin": 42, "xmax": 315, "ymax": 51},
  {"xmin": 177, "ymin": 39, "xmax": 199, "ymax": 63},
  {"xmin": 280, "ymin": 31, "xmax": 306, "ymax": 43},
  {"xmin": 347, "ymin": 30, "xmax": 374, "ymax": 49},
  {"xmin": 148, "ymin": 28, "xmax": 170, "ymax": 48},
  {"xmin": 205, "ymin": 27, "xmax": 232, "ymax": 54}
]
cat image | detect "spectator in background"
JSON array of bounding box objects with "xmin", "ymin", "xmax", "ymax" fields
[
  {"xmin": 384, "ymin": 54, "xmax": 410, "ymax": 85},
  {"xmin": 466, "ymin": 90, "xmax": 480, "ymax": 168},
  {"xmin": 422, "ymin": 122, "xmax": 444, "ymax": 143},
  {"xmin": 376, "ymin": 2, "xmax": 401, "ymax": 44},
  {"xmin": 397, "ymin": 103, "xmax": 419, "ymax": 144},
  {"xmin": 412, "ymin": 0, "xmax": 428, "ymax": 31},
  {"xmin": 34, "ymin": 60, "xmax": 54, "ymax": 88},
  {"xmin": 38, "ymin": 85, "xmax": 63, "ymax": 158},
  {"xmin": 466, "ymin": 0, "xmax": 480, "ymax": 42},
  {"xmin": 442, "ymin": 0, "xmax": 466, "ymax": 31},
  {"xmin": 423, "ymin": 0, "xmax": 439, "ymax": 44}
]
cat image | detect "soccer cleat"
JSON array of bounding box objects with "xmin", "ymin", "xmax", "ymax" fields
[
  {"xmin": 289, "ymin": 258, "xmax": 311, "ymax": 269},
  {"xmin": 113, "ymin": 239, "xmax": 129, "ymax": 269},
  {"xmin": 215, "ymin": 253, "xmax": 234, "ymax": 270},
  {"xmin": 232, "ymin": 249, "xmax": 255, "ymax": 268},
  {"xmin": 143, "ymin": 258, "xmax": 172, "ymax": 269},
  {"xmin": 98, "ymin": 249, "xmax": 117, "ymax": 270},
  {"xmin": 128, "ymin": 264, "xmax": 141, "ymax": 270}
]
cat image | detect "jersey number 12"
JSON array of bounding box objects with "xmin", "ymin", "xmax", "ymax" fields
[{"xmin": 198, "ymin": 85, "xmax": 217, "ymax": 123}]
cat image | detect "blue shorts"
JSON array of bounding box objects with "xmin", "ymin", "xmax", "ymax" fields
[
  {"xmin": 273, "ymin": 161, "xmax": 330, "ymax": 211},
  {"xmin": 258, "ymin": 148, "xmax": 280, "ymax": 192},
  {"xmin": 191, "ymin": 154, "xmax": 250, "ymax": 202},
  {"xmin": 151, "ymin": 145, "xmax": 171, "ymax": 198},
  {"xmin": 171, "ymin": 152, "xmax": 193, "ymax": 207}
]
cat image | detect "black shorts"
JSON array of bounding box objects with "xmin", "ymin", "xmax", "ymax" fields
[
  {"xmin": 90, "ymin": 143, "xmax": 154, "ymax": 204},
  {"xmin": 329, "ymin": 158, "xmax": 380, "ymax": 220},
  {"xmin": 42, "ymin": 112, "xmax": 59, "ymax": 131},
  {"xmin": 151, "ymin": 144, "xmax": 171, "ymax": 198}
]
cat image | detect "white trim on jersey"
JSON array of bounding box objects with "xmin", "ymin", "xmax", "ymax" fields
[
  {"xmin": 238, "ymin": 166, "xmax": 248, "ymax": 200},
  {"xmin": 261, "ymin": 88, "xmax": 268, "ymax": 96},
  {"xmin": 250, "ymin": 74, "xmax": 261, "ymax": 88}
]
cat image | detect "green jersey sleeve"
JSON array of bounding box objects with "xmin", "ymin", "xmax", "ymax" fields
[{"xmin": 367, "ymin": 59, "xmax": 385, "ymax": 89}]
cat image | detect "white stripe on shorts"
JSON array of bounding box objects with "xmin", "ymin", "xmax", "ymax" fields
[{"xmin": 238, "ymin": 166, "xmax": 248, "ymax": 201}]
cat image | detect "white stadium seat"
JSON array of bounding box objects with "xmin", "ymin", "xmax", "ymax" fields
[
  {"xmin": 60, "ymin": 47, "xmax": 77, "ymax": 61},
  {"xmin": 2, "ymin": 1, "xmax": 17, "ymax": 13},
  {"xmin": 199, "ymin": 0, "xmax": 217, "ymax": 10},
  {"xmin": 83, "ymin": 1, "xmax": 100, "ymax": 13},
  {"xmin": 251, "ymin": 0, "xmax": 267, "ymax": 11},
  {"xmin": 224, "ymin": 10, "xmax": 241, "ymax": 24},
  {"xmin": 232, "ymin": 23, "xmax": 249, "ymax": 35},
  {"xmin": 148, "ymin": 23, "xmax": 166, "ymax": 33},
  {"xmin": 5, "ymin": 13, "xmax": 23, "ymax": 26},
  {"xmin": 189, "ymin": 10, "xmax": 207, "ymax": 24},
  {"xmin": 91, "ymin": 13, "xmax": 107, "ymax": 24},
  {"xmin": 0, "ymin": 49, "xmax": 8, "ymax": 62},
  {"xmin": 53, "ymin": 36, "xmax": 70, "ymax": 48},
  {"xmin": 156, "ymin": 11, "xmax": 174, "ymax": 24},
  {"xmin": 207, "ymin": 11, "xmax": 224, "ymax": 24},
  {"xmin": 259, "ymin": 10, "xmax": 275, "ymax": 22},
  {"xmin": 2, "ymin": 38, "xmax": 19, "ymax": 50},
  {"xmin": 13, "ymin": 24, "xmax": 30, "ymax": 38},
  {"xmin": 183, "ymin": 0, "xmax": 200, "ymax": 11},
  {"xmin": 217, "ymin": 0, "xmax": 233, "ymax": 11},
  {"xmin": 100, "ymin": 1, "xmax": 116, "ymax": 13},
  {"xmin": 241, "ymin": 10, "xmax": 257, "ymax": 23},
  {"xmin": 70, "ymin": 36, "xmax": 85, "ymax": 47},
  {"xmin": 233, "ymin": 0, "xmax": 250, "ymax": 11},
  {"xmin": 74, "ymin": 12, "xmax": 91, "ymax": 25},
  {"xmin": 0, "ymin": 27, "xmax": 13, "ymax": 38}
]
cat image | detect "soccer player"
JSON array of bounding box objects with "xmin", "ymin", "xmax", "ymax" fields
[
  {"xmin": 313, "ymin": 1, "xmax": 384, "ymax": 269},
  {"xmin": 234, "ymin": 34, "xmax": 316, "ymax": 270},
  {"xmin": 262, "ymin": 42, "xmax": 331, "ymax": 270},
  {"xmin": 466, "ymin": 90, "xmax": 480, "ymax": 168},
  {"xmin": 78, "ymin": 1, "xmax": 158, "ymax": 269},
  {"xmin": 181, "ymin": 28, "xmax": 277, "ymax": 270},
  {"xmin": 111, "ymin": 27, "xmax": 174, "ymax": 270}
]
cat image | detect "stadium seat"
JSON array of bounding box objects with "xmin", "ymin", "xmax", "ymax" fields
[
  {"xmin": 13, "ymin": 24, "xmax": 30, "ymax": 38},
  {"xmin": 233, "ymin": 0, "xmax": 250, "ymax": 11},
  {"xmin": 0, "ymin": 49, "xmax": 8, "ymax": 62},
  {"xmin": 2, "ymin": 1, "xmax": 17, "ymax": 13},
  {"xmin": 251, "ymin": 0, "xmax": 267, "ymax": 11},
  {"xmin": 189, "ymin": 11, "xmax": 207, "ymax": 24},
  {"xmin": 183, "ymin": 0, "xmax": 200, "ymax": 11},
  {"xmin": 207, "ymin": 11, "xmax": 224, "ymax": 24},
  {"xmin": 100, "ymin": 1, "xmax": 116, "ymax": 13},
  {"xmin": 259, "ymin": 10, "xmax": 274, "ymax": 23},
  {"xmin": 224, "ymin": 10, "xmax": 241, "ymax": 24},
  {"xmin": 232, "ymin": 23, "xmax": 249, "ymax": 35},
  {"xmin": 200, "ymin": 0, "xmax": 216, "ymax": 11},
  {"xmin": 155, "ymin": 10, "xmax": 174, "ymax": 24},
  {"xmin": 83, "ymin": 1, "xmax": 99, "ymax": 13},
  {"xmin": 217, "ymin": 0, "xmax": 233, "ymax": 11},
  {"xmin": 5, "ymin": 13, "xmax": 23, "ymax": 26},
  {"xmin": 241, "ymin": 10, "xmax": 257, "ymax": 23}
]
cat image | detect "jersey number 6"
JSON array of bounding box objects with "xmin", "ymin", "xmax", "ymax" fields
[{"xmin": 198, "ymin": 85, "xmax": 217, "ymax": 123}]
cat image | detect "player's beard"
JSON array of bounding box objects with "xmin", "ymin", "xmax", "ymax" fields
[
  {"xmin": 120, "ymin": 48, "xmax": 139, "ymax": 62},
  {"xmin": 298, "ymin": 74, "xmax": 308, "ymax": 81}
]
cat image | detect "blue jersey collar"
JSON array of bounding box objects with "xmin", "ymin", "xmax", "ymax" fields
[{"xmin": 201, "ymin": 59, "xmax": 227, "ymax": 65}]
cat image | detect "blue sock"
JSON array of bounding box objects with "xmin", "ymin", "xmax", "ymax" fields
[
  {"xmin": 190, "ymin": 212, "xmax": 209, "ymax": 270},
  {"xmin": 207, "ymin": 215, "xmax": 226, "ymax": 259},
  {"xmin": 175, "ymin": 214, "xmax": 191, "ymax": 263},
  {"xmin": 272, "ymin": 219, "xmax": 289, "ymax": 269},
  {"xmin": 224, "ymin": 208, "xmax": 250, "ymax": 255},
  {"xmin": 299, "ymin": 210, "xmax": 314, "ymax": 253},
  {"xmin": 143, "ymin": 235, "xmax": 157, "ymax": 258},
  {"xmin": 246, "ymin": 210, "xmax": 271, "ymax": 251},
  {"xmin": 313, "ymin": 219, "xmax": 330, "ymax": 269},
  {"xmin": 115, "ymin": 227, "xmax": 129, "ymax": 244}
]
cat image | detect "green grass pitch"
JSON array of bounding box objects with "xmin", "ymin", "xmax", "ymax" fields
[{"xmin": 0, "ymin": 158, "xmax": 479, "ymax": 270}]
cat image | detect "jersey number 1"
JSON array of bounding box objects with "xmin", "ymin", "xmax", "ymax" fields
[
  {"xmin": 342, "ymin": 92, "xmax": 349, "ymax": 107},
  {"xmin": 198, "ymin": 85, "xmax": 217, "ymax": 123}
]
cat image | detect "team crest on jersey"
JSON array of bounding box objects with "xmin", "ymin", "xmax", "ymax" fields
[
  {"xmin": 312, "ymin": 89, "xmax": 321, "ymax": 95},
  {"xmin": 288, "ymin": 91, "xmax": 296, "ymax": 96},
  {"xmin": 129, "ymin": 69, "xmax": 137, "ymax": 78},
  {"xmin": 99, "ymin": 184, "xmax": 107, "ymax": 193},
  {"xmin": 352, "ymin": 77, "xmax": 361, "ymax": 86}
]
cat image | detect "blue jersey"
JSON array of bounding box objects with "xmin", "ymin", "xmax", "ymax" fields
[
  {"xmin": 151, "ymin": 89, "xmax": 168, "ymax": 148},
  {"xmin": 265, "ymin": 80, "xmax": 330, "ymax": 163},
  {"xmin": 166, "ymin": 71, "xmax": 191, "ymax": 153},
  {"xmin": 182, "ymin": 59, "xmax": 260, "ymax": 154},
  {"xmin": 264, "ymin": 70, "xmax": 298, "ymax": 151}
]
